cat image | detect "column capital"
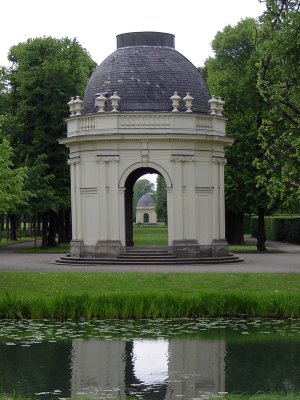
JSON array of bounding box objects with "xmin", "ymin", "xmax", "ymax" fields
[
  {"xmin": 67, "ymin": 157, "xmax": 80, "ymax": 166},
  {"xmin": 212, "ymin": 156, "xmax": 227, "ymax": 165}
]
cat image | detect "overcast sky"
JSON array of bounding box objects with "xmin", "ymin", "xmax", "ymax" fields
[{"xmin": 1, "ymin": 0, "xmax": 265, "ymax": 69}]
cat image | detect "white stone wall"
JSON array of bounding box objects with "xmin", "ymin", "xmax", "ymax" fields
[
  {"xmin": 136, "ymin": 206, "xmax": 157, "ymax": 224},
  {"xmin": 61, "ymin": 113, "xmax": 233, "ymax": 257}
]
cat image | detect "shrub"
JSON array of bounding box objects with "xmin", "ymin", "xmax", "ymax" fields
[{"xmin": 251, "ymin": 215, "xmax": 300, "ymax": 244}]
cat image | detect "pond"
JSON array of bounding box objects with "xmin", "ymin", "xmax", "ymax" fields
[{"xmin": 0, "ymin": 318, "xmax": 300, "ymax": 399}]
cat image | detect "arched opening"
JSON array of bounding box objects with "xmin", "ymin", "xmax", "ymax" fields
[{"xmin": 124, "ymin": 167, "xmax": 168, "ymax": 247}]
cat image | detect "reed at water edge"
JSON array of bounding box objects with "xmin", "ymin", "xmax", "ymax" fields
[{"xmin": 0, "ymin": 290, "xmax": 299, "ymax": 320}]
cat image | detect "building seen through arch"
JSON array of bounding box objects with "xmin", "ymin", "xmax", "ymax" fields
[
  {"xmin": 136, "ymin": 194, "xmax": 157, "ymax": 224},
  {"xmin": 60, "ymin": 31, "xmax": 235, "ymax": 261}
]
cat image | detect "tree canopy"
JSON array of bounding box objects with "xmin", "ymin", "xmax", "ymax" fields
[
  {"xmin": 256, "ymin": 0, "xmax": 300, "ymax": 210},
  {"xmin": 203, "ymin": 1, "xmax": 300, "ymax": 245},
  {"xmin": 204, "ymin": 18, "xmax": 270, "ymax": 245},
  {"xmin": 1, "ymin": 36, "xmax": 96, "ymax": 245},
  {"xmin": 0, "ymin": 138, "xmax": 29, "ymax": 214},
  {"xmin": 155, "ymin": 175, "xmax": 167, "ymax": 224}
]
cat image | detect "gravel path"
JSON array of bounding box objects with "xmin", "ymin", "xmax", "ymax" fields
[{"xmin": 0, "ymin": 239, "xmax": 299, "ymax": 273}]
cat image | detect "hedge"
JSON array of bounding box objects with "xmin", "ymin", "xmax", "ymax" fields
[{"xmin": 251, "ymin": 216, "xmax": 300, "ymax": 245}]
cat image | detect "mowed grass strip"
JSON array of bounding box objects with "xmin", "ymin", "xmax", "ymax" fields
[
  {"xmin": 1, "ymin": 272, "xmax": 300, "ymax": 319},
  {"xmin": 133, "ymin": 225, "xmax": 168, "ymax": 246}
]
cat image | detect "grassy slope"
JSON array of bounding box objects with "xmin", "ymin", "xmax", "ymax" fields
[{"xmin": 1, "ymin": 272, "xmax": 300, "ymax": 319}]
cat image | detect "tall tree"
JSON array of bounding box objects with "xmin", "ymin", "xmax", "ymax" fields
[
  {"xmin": 155, "ymin": 175, "xmax": 167, "ymax": 224},
  {"xmin": 204, "ymin": 18, "xmax": 271, "ymax": 249},
  {"xmin": 0, "ymin": 138, "xmax": 28, "ymax": 215},
  {"xmin": 5, "ymin": 37, "xmax": 96, "ymax": 246},
  {"xmin": 256, "ymin": 0, "xmax": 300, "ymax": 211}
]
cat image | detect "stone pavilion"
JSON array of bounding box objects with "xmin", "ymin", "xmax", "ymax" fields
[
  {"xmin": 136, "ymin": 194, "xmax": 157, "ymax": 224},
  {"xmin": 60, "ymin": 31, "xmax": 235, "ymax": 261}
]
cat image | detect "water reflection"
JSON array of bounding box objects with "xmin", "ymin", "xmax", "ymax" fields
[
  {"xmin": 133, "ymin": 340, "xmax": 168, "ymax": 384},
  {"xmin": 0, "ymin": 319, "xmax": 300, "ymax": 399},
  {"xmin": 69, "ymin": 338, "xmax": 225, "ymax": 398}
]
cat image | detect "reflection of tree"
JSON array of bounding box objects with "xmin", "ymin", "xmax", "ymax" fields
[
  {"xmin": 123, "ymin": 341, "xmax": 167, "ymax": 400},
  {"xmin": 225, "ymin": 341, "xmax": 300, "ymax": 393},
  {"xmin": 0, "ymin": 342, "xmax": 72, "ymax": 397}
]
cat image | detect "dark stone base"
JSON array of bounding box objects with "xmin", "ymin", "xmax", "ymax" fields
[
  {"xmin": 170, "ymin": 239, "xmax": 229, "ymax": 258},
  {"xmin": 170, "ymin": 240, "xmax": 200, "ymax": 258},
  {"xmin": 212, "ymin": 239, "xmax": 229, "ymax": 257},
  {"xmin": 69, "ymin": 240, "xmax": 84, "ymax": 258},
  {"xmin": 70, "ymin": 240, "xmax": 123, "ymax": 258}
]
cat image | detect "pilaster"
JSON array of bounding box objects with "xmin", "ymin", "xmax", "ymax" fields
[
  {"xmin": 170, "ymin": 155, "xmax": 184, "ymax": 240},
  {"xmin": 212, "ymin": 156, "xmax": 227, "ymax": 239},
  {"xmin": 96, "ymin": 156, "xmax": 108, "ymax": 241}
]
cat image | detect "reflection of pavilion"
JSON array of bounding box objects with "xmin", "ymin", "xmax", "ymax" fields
[{"xmin": 71, "ymin": 338, "xmax": 225, "ymax": 399}]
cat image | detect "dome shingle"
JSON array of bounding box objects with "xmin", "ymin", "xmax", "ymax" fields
[{"xmin": 82, "ymin": 32, "xmax": 210, "ymax": 115}]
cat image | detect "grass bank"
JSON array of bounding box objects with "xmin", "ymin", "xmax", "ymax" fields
[{"xmin": 1, "ymin": 273, "xmax": 300, "ymax": 319}]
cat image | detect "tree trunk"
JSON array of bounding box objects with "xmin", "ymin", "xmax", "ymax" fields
[
  {"xmin": 57, "ymin": 209, "xmax": 67, "ymax": 244},
  {"xmin": 47, "ymin": 210, "xmax": 57, "ymax": 247},
  {"xmin": 37, "ymin": 214, "xmax": 42, "ymax": 236},
  {"xmin": 41, "ymin": 212, "xmax": 49, "ymax": 248},
  {"xmin": 256, "ymin": 208, "xmax": 267, "ymax": 251},
  {"xmin": 225, "ymin": 211, "xmax": 245, "ymax": 245},
  {"xmin": 9, "ymin": 214, "xmax": 17, "ymax": 240}
]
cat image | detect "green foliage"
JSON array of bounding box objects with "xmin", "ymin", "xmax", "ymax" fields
[
  {"xmin": 23, "ymin": 154, "xmax": 56, "ymax": 214},
  {"xmin": 155, "ymin": 175, "xmax": 167, "ymax": 223},
  {"xmin": 252, "ymin": 215, "xmax": 300, "ymax": 244},
  {"xmin": 256, "ymin": 0, "xmax": 300, "ymax": 210},
  {"xmin": 5, "ymin": 37, "xmax": 96, "ymax": 214},
  {"xmin": 205, "ymin": 18, "xmax": 269, "ymax": 215},
  {"xmin": 132, "ymin": 178, "xmax": 155, "ymax": 218},
  {"xmin": 0, "ymin": 138, "xmax": 29, "ymax": 214}
]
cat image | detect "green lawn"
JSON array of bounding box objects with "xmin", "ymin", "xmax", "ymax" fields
[
  {"xmin": 0, "ymin": 237, "xmax": 36, "ymax": 247},
  {"xmin": 133, "ymin": 225, "xmax": 168, "ymax": 246},
  {"xmin": 1, "ymin": 272, "xmax": 298, "ymax": 297},
  {"xmin": 1, "ymin": 272, "xmax": 300, "ymax": 319}
]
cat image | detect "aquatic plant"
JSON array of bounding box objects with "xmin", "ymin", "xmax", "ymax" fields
[{"xmin": 0, "ymin": 291, "xmax": 300, "ymax": 320}]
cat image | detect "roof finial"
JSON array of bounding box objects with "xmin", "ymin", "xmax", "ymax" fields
[
  {"xmin": 110, "ymin": 92, "xmax": 121, "ymax": 112},
  {"xmin": 183, "ymin": 92, "xmax": 194, "ymax": 113},
  {"xmin": 170, "ymin": 92, "xmax": 181, "ymax": 112}
]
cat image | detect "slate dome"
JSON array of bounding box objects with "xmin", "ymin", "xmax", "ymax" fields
[
  {"xmin": 137, "ymin": 194, "xmax": 155, "ymax": 208},
  {"xmin": 82, "ymin": 31, "xmax": 211, "ymax": 115}
]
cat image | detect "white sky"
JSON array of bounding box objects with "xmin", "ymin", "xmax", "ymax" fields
[
  {"xmin": 1, "ymin": 0, "xmax": 266, "ymax": 186},
  {"xmin": 1, "ymin": 0, "xmax": 265, "ymax": 68}
]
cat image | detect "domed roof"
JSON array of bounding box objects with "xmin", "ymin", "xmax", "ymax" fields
[
  {"xmin": 137, "ymin": 194, "xmax": 155, "ymax": 207},
  {"xmin": 82, "ymin": 32, "xmax": 210, "ymax": 115}
]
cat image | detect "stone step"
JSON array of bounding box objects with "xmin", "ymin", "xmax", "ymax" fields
[
  {"xmin": 55, "ymin": 254, "xmax": 243, "ymax": 265},
  {"xmin": 120, "ymin": 255, "xmax": 177, "ymax": 259}
]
